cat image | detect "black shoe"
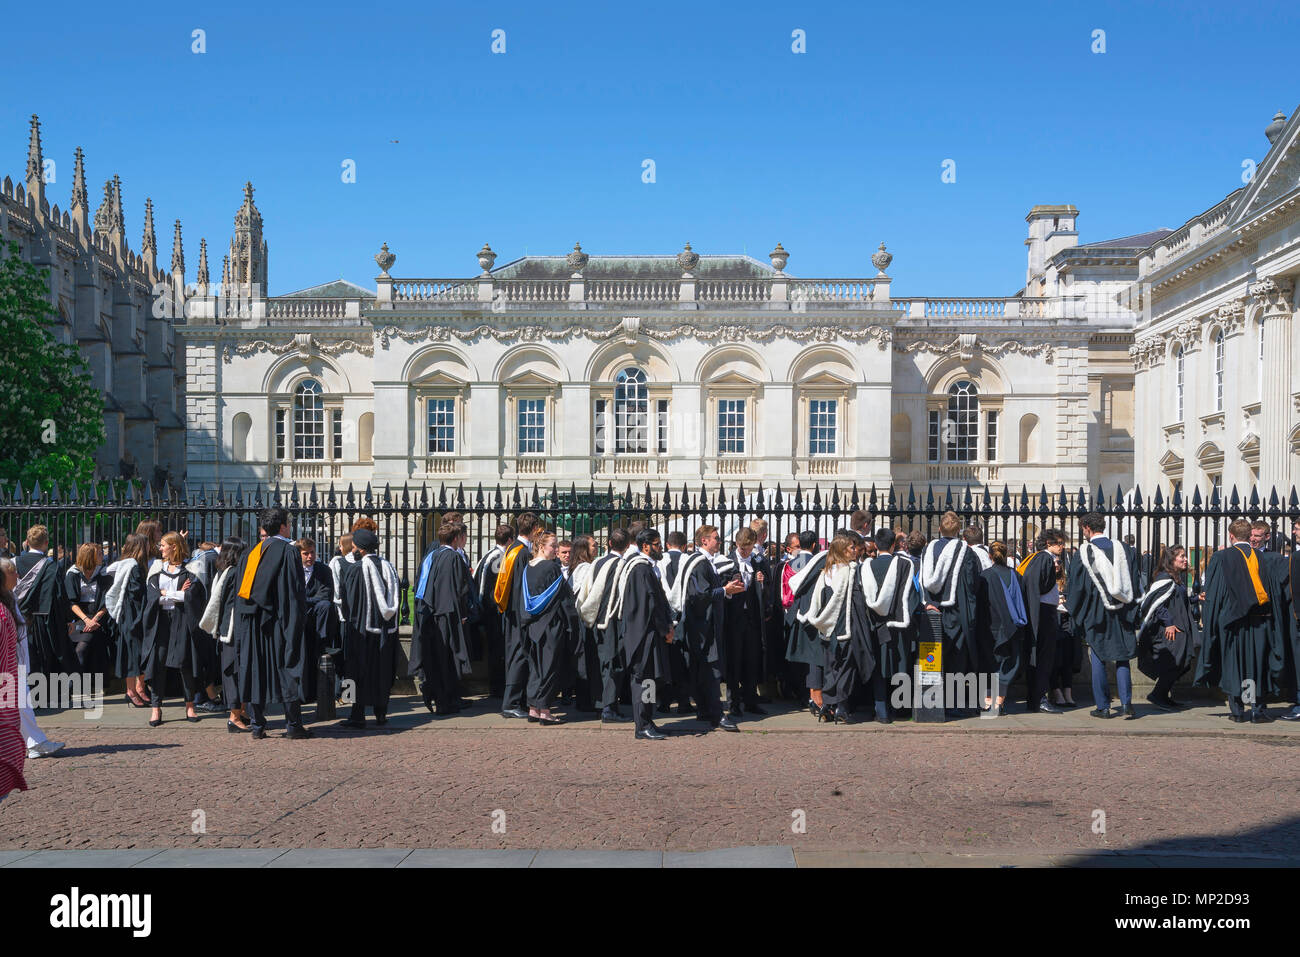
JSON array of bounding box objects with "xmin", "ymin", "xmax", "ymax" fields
[
  {"xmin": 423, "ymin": 699, "xmax": 435, "ymax": 714},
  {"xmin": 226, "ymin": 720, "xmax": 247, "ymax": 733},
  {"xmin": 1145, "ymin": 693, "xmax": 1176, "ymax": 713},
  {"xmin": 343, "ymin": 719, "xmax": 366, "ymax": 729},
  {"xmin": 539, "ymin": 716, "xmax": 564, "ymax": 726},
  {"xmin": 656, "ymin": 702, "xmax": 671, "ymax": 715},
  {"xmin": 833, "ymin": 706, "xmax": 851, "ymax": 725},
  {"xmin": 527, "ymin": 714, "xmax": 539, "ymax": 722},
  {"xmin": 148, "ymin": 717, "xmax": 163, "ymax": 727},
  {"xmin": 1228, "ymin": 714, "xmax": 1248, "ymax": 723},
  {"xmin": 712, "ymin": 715, "xmax": 739, "ymax": 732},
  {"xmin": 185, "ymin": 714, "xmax": 200, "ymax": 723},
  {"xmin": 250, "ymin": 728, "xmax": 267, "ymax": 739},
  {"xmin": 1038, "ymin": 699, "xmax": 1064, "ymax": 714},
  {"xmin": 284, "ymin": 725, "xmax": 314, "ymax": 739},
  {"xmin": 600, "ymin": 707, "xmax": 628, "ymax": 722},
  {"xmin": 375, "ymin": 716, "xmax": 389, "ymax": 726},
  {"xmin": 196, "ymin": 700, "xmax": 224, "ymax": 713},
  {"xmin": 1089, "ymin": 708, "xmax": 1112, "ymax": 719},
  {"xmin": 1122, "ymin": 705, "xmax": 1137, "ymax": 720},
  {"xmin": 501, "ymin": 708, "xmax": 529, "ymax": 719},
  {"xmin": 1165, "ymin": 697, "xmax": 1189, "ymax": 710},
  {"xmin": 1280, "ymin": 709, "xmax": 1300, "ymax": 722},
  {"xmin": 729, "ymin": 705, "xmax": 744, "ymax": 718},
  {"xmin": 807, "ymin": 699, "xmax": 822, "ymax": 719},
  {"xmin": 635, "ymin": 726, "xmax": 668, "ymax": 741},
  {"xmin": 876, "ymin": 711, "xmax": 894, "ymax": 724},
  {"xmin": 1251, "ymin": 711, "xmax": 1274, "ymax": 724},
  {"xmin": 745, "ymin": 703, "xmax": 768, "ymax": 716}
]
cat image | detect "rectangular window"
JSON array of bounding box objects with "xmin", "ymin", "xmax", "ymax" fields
[
  {"xmin": 594, "ymin": 399, "xmax": 607, "ymax": 455},
  {"xmin": 985, "ymin": 410, "xmax": 998, "ymax": 461},
  {"xmin": 294, "ymin": 403, "xmax": 324, "ymax": 460},
  {"xmin": 927, "ymin": 410, "xmax": 940, "ymax": 463},
  {"xmin": 331, "ymin": 410, "xmax": 343, "ymax": 460},
  {"xmin": 518, "ymin": 398, "xmax": 546, "ymax": 455},
  {"xmin": 656, "ymin": 399, "xmax": 669, "ymax": 454},
  {"xmin": 427, "ymin": 398, "xmax": 455, "ymax": 454},
  {"xmin": 717, "ymin": 398, "xmax": 746, "ymax": 455},
  {"xmin": 275, "ymin": 409, "xmax": 285, "ymax": 460},
  {"xmin": 808, "ymin": 398, "xmax": 837, "ymax": 455}
]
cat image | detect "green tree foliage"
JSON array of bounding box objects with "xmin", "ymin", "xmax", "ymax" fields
[{"xmin": 0, "ymin": 240, "xmax": 105, "ymax": 487}]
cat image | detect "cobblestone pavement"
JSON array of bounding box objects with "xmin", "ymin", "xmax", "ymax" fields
[{"xmin": 2, "ymin": 696, "xmax": 1298, "ymax": 858}]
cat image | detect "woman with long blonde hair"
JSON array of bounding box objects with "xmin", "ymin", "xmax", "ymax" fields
[
  {"xmin": 141, "ymin": 532, "xmax": 208, "ymax": 726},
  {"xmin": 802, "ymin": 534, "xmax": 860, "ymax": 724}
]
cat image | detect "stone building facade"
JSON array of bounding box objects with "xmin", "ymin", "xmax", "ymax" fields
[
  {"xmin": 0, "ymin": 116, "xmax": 188, "ymax": 485},
  {"xmin": 1129, "ymin": 106, "xmax": 1300, "ymax": 501}
]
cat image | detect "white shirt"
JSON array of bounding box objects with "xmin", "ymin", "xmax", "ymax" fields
[{"xmin": 158, "ymin": 564, "xmax": 184, "ymax": 609}]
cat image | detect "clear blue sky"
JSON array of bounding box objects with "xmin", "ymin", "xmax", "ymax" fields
[{"xmin": 4, "ymin": 0, "xmax": 1296, "ymax": 296}]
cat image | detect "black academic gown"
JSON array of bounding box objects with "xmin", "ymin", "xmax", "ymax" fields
[
  {"xmin": 1194, "ymin": 543, "xmax": 1287, "ymax": 700},
  {"xmin": 681, "ymin": 552, "xmax": 728, "ymax": 720},
  {"xmin": 785, "ymin": 552, "xmax": 827, "ymax": 671},
  {"xmin": 473, "ymin": 547, "xmax": 506, "ymax": 695},
  {"xmin": 922, "ymin": 538, "xmax": 980, "ymax": 671},
  {"xmin": 862, "ymin": 553, "xmax": 917, "ymax": 683},
  {"xmin": 619, "ymin": 558, "xmax": 673, "ymax": 684},
  {"xmin": 234, "ymin": 537, "xmax": 307, "ymax": 707},
  {"xmin": 331, "ymin": 554, "xmax": 361, "ymax": 681},
  {"xmin": 660, "ymin": 551, "xmax": 692, "ymax": 702},
  {"xmin": 1283, "ymin": 549, "xmax": 1300, "ymax": 702},
  {"xmin": 720, "ymin": 551, "xmax": 763, "ymax": 700},
  {"xmin": 300, "ymin": 561, "xmax": 336, "ymax": 704},
  {"xmin": 977, "ymin": 563, "xmax": 1026, "ymax": 687},
  {"xmin": 142, "ymin": 564, "xmax": 209, "ymax": 689},
  {"xmin": 1137, "ymin": 571, "xmax": 1197, "ymax": 681},
  {"xmin": 590, "ymin": 552, "xmax": 625, "ymax": 701},
  {"xmin": 410, "ymin": 545, "xmax": 474, "ymax": 712},
  {"xmin": 339, "ymin": 553, "xmax": 400, "ymax": 714},
  {"xmin": 108, "ymin": 562, "xmax": 147, "ymax": 678},
  {"xmin": 14, "ymin": 551, "xmax": 73, "ymax": 675},
  {"xmin": 519, "ymin": 558, "xmax": 579, "ymax": 710},
  {"xmin": 1065, "ymin": 538, "xmax": 1139, "ymax": 663},
  {"xmin": 64, "ymin": 564, "xmax": 113, "ymax": 677},
  {"xmin": 208, "ymin": 567, "xmax": 243, "ymax": 706}
]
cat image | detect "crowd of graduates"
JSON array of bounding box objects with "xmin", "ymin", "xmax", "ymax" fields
[{"xmin": 1, "ymin": 503, "xmax": 1298, "ymax": 794}]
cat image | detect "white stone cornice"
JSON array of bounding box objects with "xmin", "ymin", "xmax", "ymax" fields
[
  {"xmin": 897, "ymin": 333, "xmax": 1054, "ymax": 363},
  {"xmin": 375, "ymin": 318, "xmax": 893, "ymax": 348},
  {"xmin": 219, "ymin": 333, "xmax": 373, "ymax": 363}
]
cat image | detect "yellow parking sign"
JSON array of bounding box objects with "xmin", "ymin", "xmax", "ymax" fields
[{"xmin": 919, "ymin": 641, "xmax": 942, "ymax": 673}]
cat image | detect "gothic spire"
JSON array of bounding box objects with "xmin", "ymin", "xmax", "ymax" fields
[
  {"xmin": 25, "ymin": 114, "xmax": 43, "ymax": 191},
  {"xmin": 93, "ymin": 179, "xmax": 117, "ymax": 236},
  {"xmin": 141, "ymin": 198, "xmax": 157, "ymax": 272},
  {"xmin": 112, "ymin": 173, "xmax": 124, "ymax": 228},
  {"xmin": 171, "ymin": 219, "xmax": 184, "ymax": 274},
  {"xmin": 197, "ymin": 238, "xmax": 210, "ymax": 292},
  {"xmin": 70, "ymin": 147, "xmax": 88, "ymax": 227}
]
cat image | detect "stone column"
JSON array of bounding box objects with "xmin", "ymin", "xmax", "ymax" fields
[{"xmin": 1253, "ymin": 277, "xmax": 1296, "ymax": 494}]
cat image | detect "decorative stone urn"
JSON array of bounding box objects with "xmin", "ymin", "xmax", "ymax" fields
[
  {"xmin": 871, "ymin": 241, "xmax": 893, "ymax": 276},
  {"xmin": 676, "ymin": 241, "xmax": 700, "ymax": 275},
  {"xmin": 566, "ymin": 242, "xmax": 589, "ymax": 276},
  {"xmin": 477, "ymin": 242, "xmax": 496, "ymax": 275},
  {"xmin": 769, "ymin": 243, "xmax": 789, "ymax": 272},
  {"xmin": 374, "ymin": 242, "xmax": 396, "ymax": 275}
]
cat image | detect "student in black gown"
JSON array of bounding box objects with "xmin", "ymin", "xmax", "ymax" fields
[
  {"xmin": 328, "ymin": 531, "xmax": 359, "ymax": 699},
  {"xmin": 919, "ymin": 511, "xmax": 981, "ymax": 714},
  {"xmin": 784, "ymin": 530, "xmax": 827, "ymax": 718},
  {"xmin": 1049, "ymin": 562, "xmax": 1080, "ymax": 708},
  {"xmin": 720, "ymin": 527, "xmax": 765, "ymax": 717},
  {"xmin": 339, "ymin": 528, "xmax": 400, "ymax": 729},
  {"xmin": 1281, "ymin": 519, "xmax": 1300, "ymax": 722},
  {"xmin": 64, "ymin": 543, "xmax": 113, "ymax": 680},
  {"xmin": 1195, "ymin": 518, "xmax": 1288, "ymax": 724},
  {"xmin": 297, "ymin": 536, "xmax": 336, "ymax": 705},
  {"xmin": 473, "ymin": 524, "xmax": 515, "ymax": 699},
  {"xmin": 803, "ymin": 534, "xmax": 861, "ymax": 724},
  {"xmin": 13, "ymin": 524, "xmax": 73, "ymax": 678},
  {"xmin": 519, "ymin": 531, "xmax": 580, "ymax": 725},
  {"xmin": 656, "ymin": 530, "xmax": 693, "ymax": 715},
  {"xmin": 1016, "ymin": 529, "xmax": 1067, "ymax": 714},
  {"xmin": 410, "ymin": 521, "xmax": 473, "ymax": 714},
  {"xmin": 976, "ymin": 541, "xmax": 1028, "ymax": 716},
  {"xmin": 859, "ymin": 527, "xmax": 920, "ymax": 723},
  {"xmin": 198, "ymin": 537, "xmax": 250, "ymax": 732},
  {"xmin": 496, "ymin": 512, "xmax": 538, "ymax": 720},
  {"xmin": 141, "ymin": 532, "xmax": 208, "ymax": 726},
  {"xmin": 578, "ymin": 527, "xmax": 631, "ymax": 722},
  {"xmin": 565, "ymin": 536, "xmax": 600, "ymax": 713},
  {"xmin": 1136, "ymin": 544, "xmax": 1196, "ymax": 712},
  {"xmin": 104, "ymin": 534, "xmax": 151, "ymax": 707},
  {"xmin": 611, "ymin": 529, "xmax": 674, "ymax": 740},
  {"xmin": 234, "ymin": 508, "xmax": 310, "ymax": 739},
  {"xmin": 1066, "ymin": 512, "xmax": 1140, "ymax": 720},
  {"xmin": 670, "ymin": 524, "xmax": 742, "ymax": 732}
]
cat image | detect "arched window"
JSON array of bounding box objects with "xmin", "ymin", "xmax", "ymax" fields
[
  {"xmin": 946, "ymin": 380, "xmax": 979, "ymax": 462},
  {"xmin": 614, "ymin": 366, "xmax": 648, "ymax": 454},
  {"xmin": 1213, "ymin": 332, "xmax": 1225, "ymax": 412},
  {"xmin": 1174, "ymin": 346, "xmax": 1184, "ymax": 422},
  {"xmin": 293, "ymin": 379, "xmax": 325, "ymax": 460}
]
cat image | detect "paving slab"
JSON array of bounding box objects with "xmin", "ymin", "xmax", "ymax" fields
[
  {"xmin": 532, "ymin": 850, "xmax": 663, "ymax": 868},
  {"xmin": 267, "ymin": 849, "xmax": 412, "ymax": 868},
  {"xmin": 664, "ymin": 846, "xmax": 795, "ymax": 867},
  {"xmin": 0, "ymin": 850, "xmax": 38, "ymax": 866},
  {"xmin": 6, "ymin": 849, "xmax": 164, "ymax": 868},
  {"xmin": 399, "ymin": 849, "xmax": 538, "ymax": 868},
  {"xmin": 795, "ymin": 851, "xmax": 928, "ymax": 867},
  {"xmin": 133, "ymin": 848, "xmax": 290, "ymax": 868}
]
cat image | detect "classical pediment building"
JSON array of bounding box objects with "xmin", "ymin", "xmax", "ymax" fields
[
  {"xmin": 179, "ymin": 212, "xmax": 1142, "ymax": 494},
  {"xmin": 1129, "ymin": 107, "xmax": 1300, "ymax": 501}
]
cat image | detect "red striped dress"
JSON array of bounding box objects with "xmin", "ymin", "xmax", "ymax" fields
[{"xmin": 0, "ymin": 604, "xmax": 27, "ymax": 799}]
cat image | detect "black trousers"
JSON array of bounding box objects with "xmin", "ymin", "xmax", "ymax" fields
[
  {"xmin": 629, "ymin": 668, "xmax": 657, "ymax": 733},
  {"xmin": 1024, "ymin": 606, "xmax": 1059, "ymax": 705},
  {"xmin": 248, "ymin": 700, "xmax": 304, "ymax": 732},
  {"xmin": 501, "ymin": 612, "xmax": 529, "ymax": 710},
  {"xmin": 686, "ymin": 633, "xmax": 724, "ymax": 723},
  {"xmin": 483, "ymin": 611, "xmax": 505, "ymax": 698},
  {"xmin": 148, "ymin": 668, "xmax": 198, "ymax": 708},
  {"xmin": 597, "ymin": 626, "xmax": 623, "ymax": 710},
  {"xmin": 725, "ymin": 626, "xmax": 763, "ymax": 708}
]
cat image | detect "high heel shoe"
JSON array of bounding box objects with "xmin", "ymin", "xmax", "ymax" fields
[
  {"xmin": 148, "ymin": 712, "xmax": 163, "ymax": 727},
  {"xmin": 185, "ymin": 711, "xmax": 200, "ymax": 723},
  {"xmin": 125, "ymin": 693, "xmax": 147, "ymax": 708},
  {"xmin": 227, "ymin": 720, "xmax": 248, "ymax": 733}
]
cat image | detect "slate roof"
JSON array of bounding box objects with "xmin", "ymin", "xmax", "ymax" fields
[
  {"xmin": 278, "ymin": 280, "xmax": 376, "ymax": 299},
  {"xmin": 1078, "ymin": 229, "xmax": 1175, "ymax": 250},
  {"xmin": 489, "ymin": 254, "xmax": 780, "ymax": 280}
]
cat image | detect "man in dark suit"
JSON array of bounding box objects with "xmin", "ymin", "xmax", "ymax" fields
[{"xmin": 298, "ymin": 537, "xmax": 336, "ymax": 704}]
